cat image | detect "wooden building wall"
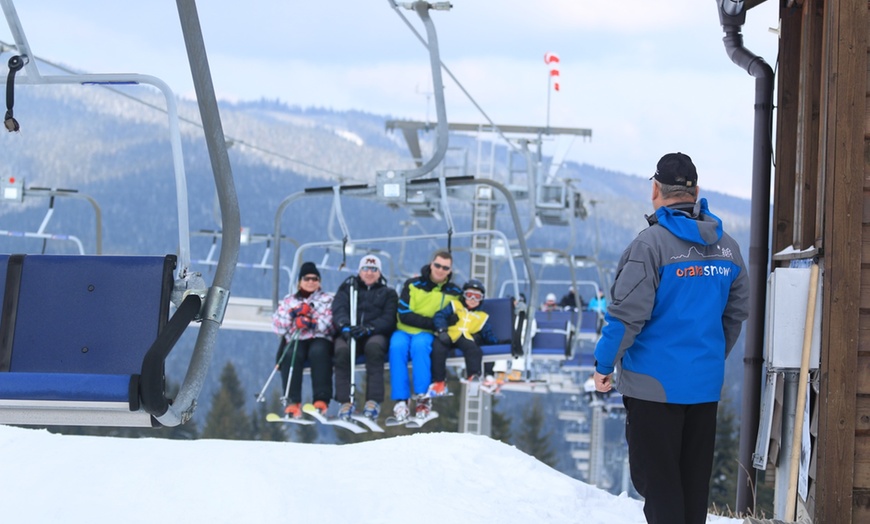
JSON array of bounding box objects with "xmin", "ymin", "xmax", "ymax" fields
[{"xmin": 771, "ymin": 0, "xmax": 867, "ymax": 521}]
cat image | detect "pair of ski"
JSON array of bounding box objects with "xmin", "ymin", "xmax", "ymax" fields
[
  {"xmin": 456, "ymin": 377, "xmax": 502, "ymax": 396},
  {"xmin": 267, "ymin": 403, "xmax": 384, "ymax": 433},
  {"xmin": 384, "ymin": 410, "xmax": 440, "ymax": 429}
]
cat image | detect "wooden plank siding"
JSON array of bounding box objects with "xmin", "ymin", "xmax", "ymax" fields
[
  {"xmin": 773, "ymin": 4, "xmax": 802, "ymax": 256},
  {"xmin": 764, "ymin": 0, "xmax": 870, "ymax": 519},
  {"xmin": 857, "ymin": 3, "xmax": 870, "ymax": 522},
  {"xmin": 812, "ymin": 0, "xmax": 866, "ymax": 521},
  {"xmin": 798, "ymin": 0, "xmax": 823, "ymax": 250}
]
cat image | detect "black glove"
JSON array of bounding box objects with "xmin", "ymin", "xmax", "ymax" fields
[
  {"xmin": 340, "ymin": 326, "xmax": 351, "ymax": 341},
  {"xmin": 436, "ymin": 329, "xmax": 452, "ymax": 345},
  {"xmin": 350, "ymin": 325, "xmax": 372, "ymax": 339},
  {"xmin": 446, "ymin": 313, "xmax": 459, "ymax": 325}
]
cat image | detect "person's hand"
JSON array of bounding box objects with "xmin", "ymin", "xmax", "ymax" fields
[
  {"xmin": 289, "ymin": 302, "xmax": 311, "ymax": 320},
  {"xmin": 446, "ymin": 313, "xmax": 459, "ymax": 325},
  {"xmin": 350, "ymin": 325, "xmax": 372, "ymax": 339},
  {"xmin": 295, "ymin": 314, "xmax": 315, "ymax": 330},
  {"xmin": 593, "ymin": 371, "xmax": 612, "ymax": 393},
  {"xmin": 436, "ymin": 329, "xmax": 451, "ymax": 345},
  {"xmin": 340, "ymin": 326, "xmax": 351, "ymax": 341}
]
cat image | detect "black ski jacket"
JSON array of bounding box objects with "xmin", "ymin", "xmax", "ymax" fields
[{"xmin": 332, "ymin": 274, "xmax": 398, "ymax": 337}]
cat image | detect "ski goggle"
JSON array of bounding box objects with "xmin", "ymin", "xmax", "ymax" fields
[{"xmin": 463, "ymin": 290, "xmax": 483, "ymax": 301}]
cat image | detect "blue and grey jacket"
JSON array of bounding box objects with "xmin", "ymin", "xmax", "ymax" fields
[{"xmin": 594, "ymin": 198, "xmax": 750, "ymax": 404}]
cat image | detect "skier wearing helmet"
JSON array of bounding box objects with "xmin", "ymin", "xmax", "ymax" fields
[{"xmin": 427, "ymin": 279, "xmax": 499, "ymax": 396}]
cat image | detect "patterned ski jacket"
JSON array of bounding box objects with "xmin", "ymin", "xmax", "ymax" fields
[
  {"xmin": 331, "ymin": 274, "xmax": 398, "ymax": 336},
  {"xmin": 433, "ymin": 299, "xmax": 498, "ymax": 344},
  {"xmin": 593, "ymin": 198, "xmax": 750, "ymax": 404},
  {"xmin": 396, "ymin": 264, "xmax": 462, "ymax": 335},
  {"xmin": 273, "ymin": 289, "xmax": 335, "ymax": 342}
]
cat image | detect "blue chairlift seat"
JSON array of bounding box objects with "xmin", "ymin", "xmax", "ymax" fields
[
  {"xmin": 531, "ymin": 309, "xmax": 575, "ymax": 359},
  {"xmin": 0, "ymin": 254, "xmax": 198, "ymax": 426},
  {"xmin": 577, "ymin": 310, "xmax": 602, "ymax": 340},
  {"xmin": 561, "ymin": 351, "xmax": 595, "ymax": 371}
]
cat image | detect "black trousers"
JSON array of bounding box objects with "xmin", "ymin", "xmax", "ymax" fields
[
  {"xmin": 278, "ymin": 336, "xmax": 333, "ymax": 405},
  {"xmin": 623, "ymin": 396, "xmax": 718, "ymax": 524},
  {"xmin": 430, "ymin": 336, "xmax": 482, "ymax": 382},
  {"xmin": 333, "ymin": 334, "xmax": 386, "ymax": 404}
]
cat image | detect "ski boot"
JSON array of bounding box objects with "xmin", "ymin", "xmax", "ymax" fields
[
  {"xmin": 427, "ymin": 381, "xmax": 449, "ymax": 397},
  {"xmin": 312, "ymin": 400, "xmax": 329, "ymax": 415},
  {"xmin": 393, "ymin": 400, "xmax": 410, "ymax": 420},
  {"xmin": 284, "ymin": 402, "xmax": 303, "ymax": 419},
  {"xmin": 414, "ymin": 395, "xmax": 432, "ymax": 419},
  {"xmin": 481, "ymin": 374, "xmax": 502, "ymax": 394},
  {"xmin": 337, "ymin": 402, "xmax": 354, "ymax": 421},
  {"xmin": 363, "ymin": 400, "xmax": 380, "ymax": 420}
]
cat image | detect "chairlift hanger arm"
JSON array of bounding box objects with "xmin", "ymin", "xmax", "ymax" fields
[
  {"xmin": 387, "ymin": 0, "xmax": 449, "ymax": 180},
  {"xmin": 10, "ymin": 68, "xmax": 193, "ymax": 274},
  {"xmin": 158, "ymin": 0, "xmax": 239, "ymax": 427},
  {"xmin": 10, "ymin": 186, "xmax": 103, "ymax": 254},
  {"xmin": 304, "ymin": 183, "xmax": 370, "ymax": 194}
]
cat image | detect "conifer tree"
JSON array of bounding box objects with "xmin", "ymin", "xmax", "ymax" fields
[
  {"xmin": 490, "ymin": 395, "xmax": 512, "ymax": 444},
  {"xmin": 201, "ymin": 361, "xmax": 253, "ymax": 440},
  {"xmin": 514, "ymin": 396, "xmax": 557, "ymax": 467},
  {"xmin": 710, "ymin": 397, "xmax": 739, "ymax": 511},
  {"xmin": 251, "ymin": 391, "xmax": 287, "ymax": 442},
  {"xmin": 295, "ymin": 421, "xmax": 319, "ymax": 443}
]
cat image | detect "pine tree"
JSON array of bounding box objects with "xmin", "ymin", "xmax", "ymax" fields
[
  {"xmin": 294, "ymin": 421, "xmax": 319, "ymax": 443},
  {"xmin": 201, "ymin": 361, "xmax": 254, "ymax": 440},
  {"xmin": 423, "ymin": 375, "xmax": 461, "ymax": 433},
  {"xmin": 514, "ymin": 396, "xmax": 557, "ymax": 467},
  {"xmin": 490, "ymin": 394, "xmax": 512, "ymax": 444},
  {"xmin": 710, "ymin": 397, "xmax": 739, "ymax": 511},
  {"xmin": 251, "ymin": 391, "xmax": 288, "ymax": 442}
]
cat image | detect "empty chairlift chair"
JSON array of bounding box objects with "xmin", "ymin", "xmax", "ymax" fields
[
  {"xmin": 531, "ymin": 309, "xmax": 575, "ymax": 359},
  {"xmin": 0, "ymin": 0, "xmax": 239, "ymax": 427}
]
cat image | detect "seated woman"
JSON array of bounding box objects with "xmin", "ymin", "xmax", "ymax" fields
[{"xmin": 272, "ymin": 261, "xmax": 335, "ymax": 418}]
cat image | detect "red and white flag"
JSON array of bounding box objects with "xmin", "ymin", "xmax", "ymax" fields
[{"xmin": 544, "ymin": 52, "xmax": 561, "ymax": 91}]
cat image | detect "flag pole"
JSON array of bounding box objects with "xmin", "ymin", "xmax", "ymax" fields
[
  {"xmin": 544, "ymin": 52, "xmax": 560, "ymax": 130},
  {"xmin": 546, "ymin": 72, "xmax": 551, "ymax": 129}
]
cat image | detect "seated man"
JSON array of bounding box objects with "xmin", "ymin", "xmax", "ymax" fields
[
  {"xmin": 332, "ymin": 254, "xmax": 397, "ymax": 422},
  {"xmin": 388, "ymin": 250, "xmax": 461, "ymax": 421}
]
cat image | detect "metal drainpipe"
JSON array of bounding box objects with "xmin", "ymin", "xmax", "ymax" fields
[{"xmin": 718, "ymin": 0, "xmax": 775, "ymax": 515}]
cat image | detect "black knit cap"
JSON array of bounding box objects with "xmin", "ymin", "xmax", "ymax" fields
[
  {"xmin": 298, "ymin": 261, "xmax": 320, "ymax": 281},
  {"xmin": 651, "ymin": 152, "xmax": 698, "ymax": 188}
]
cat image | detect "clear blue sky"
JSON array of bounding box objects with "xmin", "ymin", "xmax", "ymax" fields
[{"xmin": 1, "ymin": 0, "xmax": 780, "ymax": 198}]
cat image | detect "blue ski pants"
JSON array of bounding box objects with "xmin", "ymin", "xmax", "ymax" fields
[{"xmin": 389, "ymin": 330, "xmax": 434, "ymax": 400}]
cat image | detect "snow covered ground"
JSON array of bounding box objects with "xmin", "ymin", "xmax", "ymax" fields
[{"xmin": 0, "ymin": 424, "xmax": 743, "ymax": 524}]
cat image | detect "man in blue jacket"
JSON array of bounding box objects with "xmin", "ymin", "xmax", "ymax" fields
[{"xmin": 593, "ymin": 152, "xmax": 750, "ymax": 524}]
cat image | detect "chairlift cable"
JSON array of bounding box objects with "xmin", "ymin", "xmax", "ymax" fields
[
  {"xmin": 388, "ymin": 1, "xmax": 524, "ymax": 156},
  {"xmin": 0, "ymin": 39, "xmax": 356, "ymax": 181}
]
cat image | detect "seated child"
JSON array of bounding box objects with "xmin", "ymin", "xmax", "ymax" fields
[{"xmin": 428, "ymin": 279, "xmax": 498, "ymax": 396}]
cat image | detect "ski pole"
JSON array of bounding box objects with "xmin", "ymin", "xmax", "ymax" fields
[
  {"xmin": 349, "ymin": 281, "xmax": 358, "ymax": 403},
  {"xmin": 256, "ymin": 330, "xmax": 299, "ymax": 402},
  {"xmin": 282, "ymin": 331, "xmax": 302, "ymax": 404}
]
